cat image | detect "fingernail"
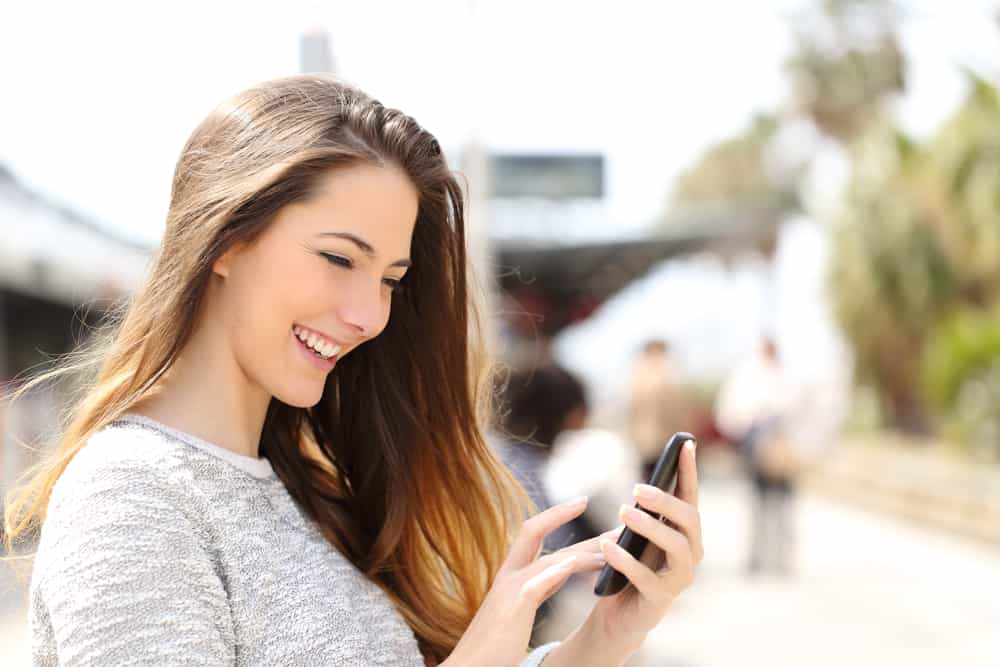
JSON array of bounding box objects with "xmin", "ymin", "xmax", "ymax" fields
[
  {"xmin": 686, "ymin": 440, "xmax": 697, "ymax": 455},
  {"xmin": 567, "ymin": 495, "xmax": 588, "ymax": 507},
  {"xmin": 633, "ymin": 483, "xmax": 656, "ymax": 500},
  {"xmin": 619, "ymin": 504, "xmax": 642, "ymax": 522},
  {"xmin": 593, "ymin": 551, "xmax": 607, "ymax": 563}
]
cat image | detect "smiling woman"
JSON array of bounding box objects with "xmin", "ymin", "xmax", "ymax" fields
[
  {"xmin": 2, "ymin": 73, "xmax": 702, "ymax": 667},
  {"xmin": 206, "ymin": 161, "xmax": 419, "ymax": 405}
]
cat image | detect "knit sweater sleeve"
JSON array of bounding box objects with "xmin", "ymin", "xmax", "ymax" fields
[{"xmin": 30, "ymin": 456, "xmax": 235, "ymax": 666}]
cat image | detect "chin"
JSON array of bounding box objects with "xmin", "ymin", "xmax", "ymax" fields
[{"xmin": 273, "ymin": 386, "xmax": 325, "ymax": 410}]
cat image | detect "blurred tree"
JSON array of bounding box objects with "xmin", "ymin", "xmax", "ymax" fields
[
  {"xmin": 661, "ymin": 0, "xmax": 1000, "ymax": 441},
  {"xmin": 785, "ymin": 0, "xmax": 905, "ymax": 142},
  {"xmin": 663, "ymin": 0, "xmax": 902, "ymax": 233},
  {"xmin": 921, "ymin": 75, "xmax": 1000, "ymax": 304},
  {"xmin": 830, "ymin": 76, "xmax": 1000, "ymax": 435},
  {"xmin": 922, "ymin": 305, "xmax": 1000, "ymax": 460},
  {"xmin": 669, "ymin": 114, "xmax": 798, "ymax": 210},
  {"xmin": 828, "ymin": 122, "xmax": 951, "ymax": 433},
  {"xmin": 663, "ymin": 113, "xmax": 798, "ymax": 256}
]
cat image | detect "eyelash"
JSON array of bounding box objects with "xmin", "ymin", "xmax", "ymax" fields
[{"xmin": 320, "ymin": 253, "xmax": 405, "ymax": 295}]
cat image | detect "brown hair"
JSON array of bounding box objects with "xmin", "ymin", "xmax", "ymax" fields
[{"xmin": 3, "ymin": 73, "xmax": 534, "ymax": 665}]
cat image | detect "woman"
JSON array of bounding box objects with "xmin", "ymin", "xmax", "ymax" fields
[{"xmin": 3, "ymin": 74, "xmax": 703, "ymax": 666}]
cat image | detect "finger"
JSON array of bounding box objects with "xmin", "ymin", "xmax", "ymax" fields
[
  {"xmin": 520, "ymin": 524, "xmax": 624, "ymax": 583},
  {"xmin": 631, "ymin": 485, "xmax": 703, "ymax": 563},
  {"xmin": 632, "ymin": 484, "xmax": 700, "ymax": 541},
  {"xmin": 505, "ymin": 496, "xmax": 589, "ymax": 569},
  {"xmin": 672, "ymin": 445, "xmax": 704, "ymax": 561},
  {"xmin": 674, "ymin": 440, "xmax": 699, "ymax": 508},
  {"xmin": 604, "ymin": 524, "xmax": 627, "ymax": 541},
  {"xmin": 532, "ymin": 524, "xmax": 624, "ymax": 567},
  {"xmin": 524, "ymin": 537, "xmax": 610, "ymax": 582},
  {"xmin": 599, "ymin": 538, "xmax": 661, "ymax": 600},
  {"xmin": 618, "ymin": 504, "xmax": 693, "ymax": 574},
  {"xmin": 520, "ymin": 553, "xmax": 600, "ymax": 606}
]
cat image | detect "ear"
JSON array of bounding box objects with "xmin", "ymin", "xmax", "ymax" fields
[{"xmin": 212, "ymin": 241, "xmax": 247, "ymax": 279}]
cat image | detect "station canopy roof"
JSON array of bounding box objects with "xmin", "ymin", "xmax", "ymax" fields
[{"xmin": 495, "ymin": 210, "xmax": 779, "ymax": 308}]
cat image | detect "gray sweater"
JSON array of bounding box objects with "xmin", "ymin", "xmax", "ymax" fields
[{"xmin": 28, "ymin": 414, "xmax": 560, "ymax": 666}]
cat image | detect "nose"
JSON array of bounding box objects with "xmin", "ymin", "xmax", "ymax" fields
[
  {"xmin": 345, "ymin": 318, "xmax": 371, "ymax": 338},
  {"xmin": 338, "ymin": 287, "xmax": 388, "ymax": 340}
]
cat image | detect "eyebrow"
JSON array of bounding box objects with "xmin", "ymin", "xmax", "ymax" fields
[{"xmin": 317, "ymin": 231, "xmax": 412, "ymax": 268}]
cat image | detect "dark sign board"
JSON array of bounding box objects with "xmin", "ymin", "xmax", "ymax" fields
[{"xmin": 489, "ymin": 154, "xmax": 604, "ymax": 199}]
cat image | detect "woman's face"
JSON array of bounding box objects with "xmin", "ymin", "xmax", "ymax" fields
[{"xmin": 213, "ymin": 162, "xmax": 419, "ymax": 408}]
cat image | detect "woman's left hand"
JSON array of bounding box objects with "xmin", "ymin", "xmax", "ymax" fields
[{"xmin": 586, "ymin": 439, "xmax": 704, "ymax": 654}]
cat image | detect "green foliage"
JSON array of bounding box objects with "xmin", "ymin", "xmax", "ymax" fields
[
  {"xmin": 659, "ymin": 0, "xmax": 1000, "ymax": 442},
  {"xmin": 785, "ymin": 0, "xmax": 904, "ymax": 141},
  {"xmin": 922, "ymin": 306, "xmax": 1000, "ymax": 460},
  {"xmin": 829, "ymin": 78, "xmax": 1000, "ymax": 432},
  {"xmin": 668, "ymin": 113, "xmax": 800, "ymax": 216},
  {"xmin": 922, "ymin": 306, "xmax": 1000, "ymax": 408},
  {"xmin": 923, "ymin": 72, "xmax": 1000, "ymax": 300}
]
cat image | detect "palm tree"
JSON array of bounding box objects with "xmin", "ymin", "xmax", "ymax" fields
[{"xmin": 829, "ymin": 76, "xmax": 1000, "ymax": 433}]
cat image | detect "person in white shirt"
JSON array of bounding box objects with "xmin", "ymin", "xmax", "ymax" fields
[{"xmin": 714, "ymin": 336, "xmax": 798, "ymax": 575}]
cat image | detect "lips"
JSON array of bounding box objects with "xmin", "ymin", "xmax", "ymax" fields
[
  {"xmin": 292, "ymin": 324, "xmax": 343, "ymax": 356},
  {"xmin": 293, "ymin": 327, "xmax": 339, "ymax": 371}
]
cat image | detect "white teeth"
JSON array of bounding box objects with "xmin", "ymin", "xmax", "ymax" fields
[{"xmin": 294, "ymin": 326, "xmax": 340, "ymax": 359}]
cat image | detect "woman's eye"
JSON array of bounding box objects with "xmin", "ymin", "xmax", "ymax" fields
[
  {"xmin": 321, "ymin": 253, "xmax": 353, "ymax": 269},
  {"xmin": 383, "ymin": 278, "xmax": 405, "ymax": 295},
  {"xmin": 322, "ymin": 253, "xmax": 404, "ymax": 295}
]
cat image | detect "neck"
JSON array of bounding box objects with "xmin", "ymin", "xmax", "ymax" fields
[{"xmin": 131, "ymin": 315, "xmax": 271, "ymax": 460}]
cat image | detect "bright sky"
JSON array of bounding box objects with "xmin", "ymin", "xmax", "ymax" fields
[{"xmin": 1, "ymin": 0, "xmax": 998, "ymax": 246}]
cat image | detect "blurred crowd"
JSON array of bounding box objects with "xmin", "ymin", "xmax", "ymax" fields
[{"xmin": 490, "ymin": 333, "xmax": 820, "ymax": 643}]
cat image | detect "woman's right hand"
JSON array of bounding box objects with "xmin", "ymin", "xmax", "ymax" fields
[{"xmin": 443, "ymin": 496, "xmax": 624, "ymax": 667}]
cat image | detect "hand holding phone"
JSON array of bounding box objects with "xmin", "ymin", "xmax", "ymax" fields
[{"xmin": 593, "ymin": 432, "xmax": 695, "ymax": 596}]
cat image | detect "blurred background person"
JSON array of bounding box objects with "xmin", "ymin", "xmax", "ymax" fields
[
  {"xmin": 494, "ymin": 363, "xmax": 593, "ymax": 552},
  {"xmin": 627, "ymin": 339, "xmax": 688, "ymax": 480},
  {"xmin": 714, "ymin": 336, "xmax": 799, "ymax": 576}
]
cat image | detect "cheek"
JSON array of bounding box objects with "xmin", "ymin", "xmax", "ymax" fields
[
  {"xmin": 379, "ymin": 297, "xmax": 393, "ymax": 327},
  {"xmin": 229, "ymin": 255, "xmax": 317, "ymax": 349},
  {"xmin": 228, "ymin": 279, "xmax": 287, "ymax": 359},
  {"xmin": 267, "ymin": 252, "xmax": 332, "ymax": 314}
]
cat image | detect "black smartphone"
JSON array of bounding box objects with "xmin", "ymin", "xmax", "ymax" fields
[{"xmin": 593, "ymin": 431, "xmax": 695, "ymax": 596}]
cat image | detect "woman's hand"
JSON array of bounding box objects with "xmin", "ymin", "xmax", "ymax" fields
[
  {"xmin": 557, "ymin": 440, "xmax": 704, "ymax": 664},
  {"xmin": 443, "ymin": 496, "xmax": 623, "ymax": 667},
  {"xmin": 594, "ymin": 440, "xmax": 703, "ymax": 652}
]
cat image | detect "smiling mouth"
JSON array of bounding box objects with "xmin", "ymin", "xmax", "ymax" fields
[{"xmin": 292, "ymin": 325, "xmax": 341, "ymax": 360}]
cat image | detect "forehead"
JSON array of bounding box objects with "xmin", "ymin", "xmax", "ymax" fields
[{"xmin": 275, "ymin": 162, "xmax": 419, "ymax": 249}]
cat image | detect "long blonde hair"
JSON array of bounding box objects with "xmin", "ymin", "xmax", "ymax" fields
[{"xmin": 3, "ymin": 74, "xmax": 534, "ymax": 665}]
